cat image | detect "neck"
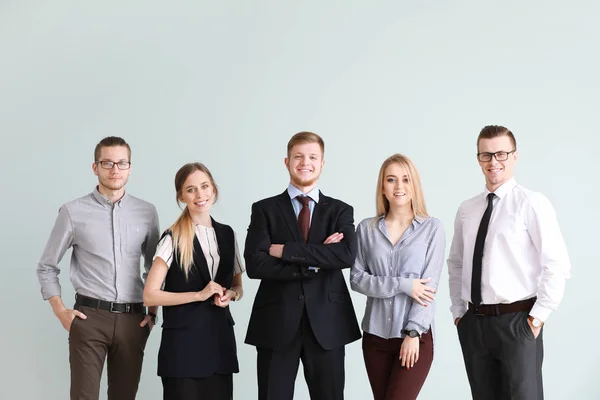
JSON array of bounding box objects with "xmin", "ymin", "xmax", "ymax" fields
[
  {"xmin": 385, "ymin": 206, "xmax": 414, "ymax": 226},
  {"xmin": 97, "ymin": 184, "xmax": 125, "ymax": 203},
  {"xmin": 189, "ymin": 211, "xmax": 211, "ymax": 227},
  {"xmin": 291, "ymin": 182, "xmax": 318, "ymax": 194}
]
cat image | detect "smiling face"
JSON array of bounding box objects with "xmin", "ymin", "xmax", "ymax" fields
[
  {"xmin": 477, "ymin": 135, "xmax": 518, "ymax": 192},
  {"xmin": 382, "ymin": 162, "xmax": 413, "ymax": 210},
  {"xmin": 179, "ymin": 170, "xmax": 215, "ymax": 215},
  {"xmin": 285, "ymin": 142, "xmax": 324, "ymax": 192},
  {"xmin": 92, "ymin": 145, "xmax": 131, "ymax": 192}
]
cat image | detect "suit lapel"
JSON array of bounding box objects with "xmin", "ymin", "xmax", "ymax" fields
[
  {"xmin": 275, "ymin": 191, "xmax": 304, "ymax": 242},
  {"xmin": 309, "ymin": 193, "xmax": 330, "ymax": 243}
]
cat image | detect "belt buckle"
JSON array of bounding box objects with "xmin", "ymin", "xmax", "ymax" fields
[{"xmin": 109, "ymin": 302, "xmax": 130, "ymax": 313}]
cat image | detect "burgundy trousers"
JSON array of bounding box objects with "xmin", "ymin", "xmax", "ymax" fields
[{"xmin": 362, "ymin": 330, "xmax": 433, "ymax": 400}]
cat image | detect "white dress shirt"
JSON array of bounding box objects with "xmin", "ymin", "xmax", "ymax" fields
[{"xmin": 447, "ymin": 178, "xmax": 571, "ymax": 322}]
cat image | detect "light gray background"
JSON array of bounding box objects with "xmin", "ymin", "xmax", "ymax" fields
[{"xmin": 0, "ymin": 1, "xmax": 597, "ymax": 399}]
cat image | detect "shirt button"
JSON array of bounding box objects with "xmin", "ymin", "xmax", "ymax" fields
[{"xmin": 298, "ymin": 295, "xmax": 304, "ymax": 300}]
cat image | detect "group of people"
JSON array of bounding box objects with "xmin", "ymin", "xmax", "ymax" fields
[{"xmin": 36, "ymin": 126, "xmax": 571, "ymax": 400}]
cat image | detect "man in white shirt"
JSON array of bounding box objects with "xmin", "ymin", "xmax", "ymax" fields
[{"xmin": 448, "ymin": 125, "xmax": 571, "ymax": 400}]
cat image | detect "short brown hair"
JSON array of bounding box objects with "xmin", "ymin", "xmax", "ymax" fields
[
  {"xmin": 287, "ymin": 131, "xmax": 325, "ymax": 157},
  {"xmin": 94, "ymin": 136, "xmax": 131, "ymax": 161},
  {"xmin": 477, "ymin": 125, "xmax": 517, "ymax": 150}
]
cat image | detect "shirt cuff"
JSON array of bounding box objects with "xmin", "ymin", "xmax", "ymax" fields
[
  {"xmin": 398, "ymin": 278, "xmax": 413, "ymax": 296},
  {"xmin": 405, "ymin": 321, "xmax": 427, "ymax": 335},
  {"xmin": 451, "ymin": 304, "xmax": 468, "ymax": 321},
  {"xmin": 41, "ymin": 283, "xmax": 62, "ymax": 301},
  {"xmin": 529, "ymin": 302, "xmax": 552, "ymax": 322}
]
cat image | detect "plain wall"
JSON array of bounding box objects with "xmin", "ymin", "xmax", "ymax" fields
[{"xmin": 1, "ymin": 1, "xmax": 597, "ymax": 399}]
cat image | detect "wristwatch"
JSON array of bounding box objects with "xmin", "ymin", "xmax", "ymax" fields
[
  {"xmin": 230, "ymin": 289, "xmax": 240, "ymax": 302},
  {"xmin": 528, "ymin": 316, "xmax": 543, "ymax": 328},
  {"xmin": 402, "ymin": 329, "xmax": 420, "ymax": 338}
]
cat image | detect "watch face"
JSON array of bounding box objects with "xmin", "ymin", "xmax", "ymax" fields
[
  {"xmin": 532, "ymin": 318, "xmax": 542, "ymax": 328},
  {"xmin": 409, "ymin": 331, "xmax": 419, "ymax": 338}
]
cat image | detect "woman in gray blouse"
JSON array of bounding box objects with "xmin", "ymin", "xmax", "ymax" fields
[{"xmin": 350, "ymin": 153, "xmax": 445, "ymax": 400}]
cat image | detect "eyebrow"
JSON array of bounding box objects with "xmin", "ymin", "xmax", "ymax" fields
[
  {"xmin": 385, "ymin": 174, "xmax": 408, "ymax": 178},
  {"xmin": 100, "ymin": 159, "xmax": 129, "ymax": 162},
  {"xmin": 185, "ymin": 181, "xmax": 209, "ymax": 188}
]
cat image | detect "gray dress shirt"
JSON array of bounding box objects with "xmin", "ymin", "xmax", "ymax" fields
[
  {"xmin": 37, "ymin": 188, "xmax": 160, "ymax": 303},
  {"xmin": 350, "ymin": 216, "xmax": 445, "ymax": 340}
]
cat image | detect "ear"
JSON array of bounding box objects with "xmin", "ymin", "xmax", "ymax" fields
[
  {"xmin": 513, "ymin": 150, "xmax": 519, "ymax": 162},
  {"xmin": 284, "ymin": 157, "xmax": 289, "ymax": 168},
  {"xmin": 92, "ymin": 162, "xmax": 99, "ymax": 176}
]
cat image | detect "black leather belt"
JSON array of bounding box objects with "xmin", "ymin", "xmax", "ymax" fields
[
  {"xmin": 75, "ymin": 293, "xmax": 145, "ymax": 314},
  {"xmin": 468, "ymin": 297, "xmax": 535, "ymax": 317}
]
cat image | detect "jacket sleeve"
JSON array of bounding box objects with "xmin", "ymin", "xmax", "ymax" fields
[
  {"xmin": 245, "ymin": 202, "xmax": 316, "ymax": 281},
  {"xmin": 281, "ymin": 204, "xmax": 357, "ymax": 270}
]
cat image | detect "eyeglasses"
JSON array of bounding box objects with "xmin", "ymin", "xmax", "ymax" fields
[
  {"xmin": 477, "ymin": 150, "xmax": 516, "ymax": 162},
  {"xmin": 96, "ymin": 160, "xmax": 131, "ymax": 170}
]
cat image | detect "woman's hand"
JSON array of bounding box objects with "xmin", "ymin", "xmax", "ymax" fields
[
  {"xmin": 196, "ymin": 281, "xmax": 224, "ymax": 302},
  {"xmin": 399, "ymin": 336, "xmax": 420, "ymax": 370},
  {"xmin": 214, "ymin": 289, "xmax": 236, "ymax": 308},
  {"xmin": 410, "ymin": 277, "xmax": 436, "ymax": 306}
]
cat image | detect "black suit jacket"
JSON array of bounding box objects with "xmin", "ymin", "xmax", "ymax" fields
[{"xmin": 244, "ymin": 190, "xmax": 361, "ymax": 350}]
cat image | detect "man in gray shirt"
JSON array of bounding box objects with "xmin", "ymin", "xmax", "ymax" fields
[{"xmin": 37, "ymin": 136, "xmax": 160, "ymax": 400}]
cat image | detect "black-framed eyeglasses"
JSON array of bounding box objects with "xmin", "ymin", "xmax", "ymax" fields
[
  {"xmin": 96, "ymin": 160, "xmax": 131, "ymax": 170},
  {"xmin": 477, "ymin": 150, "xmax": 516, "ymax": 162}
]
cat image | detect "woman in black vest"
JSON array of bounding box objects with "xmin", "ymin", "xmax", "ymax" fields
[{"xmin": 144, "ymin": 162, "xmax": 244, "ymax": 400}]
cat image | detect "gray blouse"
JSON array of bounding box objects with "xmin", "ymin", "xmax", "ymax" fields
[{"xmin": 350, "ymin": 216, "xmax": 445, "ymax": 340}]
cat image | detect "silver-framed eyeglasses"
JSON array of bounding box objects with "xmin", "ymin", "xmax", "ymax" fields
[
  {"xmin": 477, "ymin": 150, "xmax": 516, "ymax": 162},
  {"xmin": 96, "ymin": 160, "xmax": 131, "ymax": 170}
]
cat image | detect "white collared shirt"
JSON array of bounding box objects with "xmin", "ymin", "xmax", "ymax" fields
[{"xmin": 447, "ymin": 179, "xmax": 571, "ymax": 322}]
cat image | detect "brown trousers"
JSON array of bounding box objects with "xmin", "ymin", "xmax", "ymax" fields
[
  {"xmin": 68, "ymin": 305, "xmax": 150, "ymax": 400},
  {"xmin": 362, "ymin": 330, "xmax": 434, "ymax": 400}
]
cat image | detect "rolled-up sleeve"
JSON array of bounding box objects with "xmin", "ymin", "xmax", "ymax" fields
[{"xmin": 37, "ymin": 206, "xmax": 74, "ymax": 300}]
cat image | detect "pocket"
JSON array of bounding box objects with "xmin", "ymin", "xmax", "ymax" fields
[
  {"xmin": 521, "ymin": 314, "xmax": 536, "ymax": 340},
  {"xmin": 125, "ymin": 224, "xmax": 146, "ymax": 253}
]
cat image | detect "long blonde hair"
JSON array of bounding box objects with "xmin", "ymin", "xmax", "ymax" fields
[
  {"xmin": 375, "ymin": 154, "xmax": 428, "ymax": 219},
  {"xmin": 169, "ymin": 162, "xmax": 219, "ymax": 279}
]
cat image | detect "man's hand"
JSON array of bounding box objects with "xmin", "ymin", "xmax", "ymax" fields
[
  {"xmin": 410, "ymin": 277, "xmax": 436, "ymax": 306},
  {"xmin": 139, "ymin": 314, "xmax": 155, "ymax": 330},
  {"xmin": 323, "ymin": 232, "xmax": 344, "ymax": 244},
  {"xmin": 399, "ymin": 336, "xmax": 420, "ymax": 370},
  {"xmin": 269, "ymin": 244, "xmax": 284, "ymax": 258},
  {"xmin": 526, "ymin": 317, "xmax": 542, "ymax": 338},
  {"xmin": 55, "ymin": 308, "xmax": 87, "ymax": 332}
]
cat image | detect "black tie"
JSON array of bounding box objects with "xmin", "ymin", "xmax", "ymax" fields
[
  {"xmin": 471, "ymin": 193, "xmax": 495, "ymax": 308},
  {"xmin": 297, "ymin": 196, "xmax": 311, "ymax": 242}
]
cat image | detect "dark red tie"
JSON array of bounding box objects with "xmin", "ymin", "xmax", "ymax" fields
[{"xmin": 297, "ymin": 196, "xmax": 311, "ymax": 242}]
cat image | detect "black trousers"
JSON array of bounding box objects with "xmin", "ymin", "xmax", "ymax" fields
[
  {"xmin": 457, "ymin": 310, "xmax": 544, "ymax": 400},
  {"xmin": 161, "ymin": 374, "xmax": 233, "ymax": 400},
  {"xmin": 256, "ymin": 309, "xmax": 345, "ymax": 400}
]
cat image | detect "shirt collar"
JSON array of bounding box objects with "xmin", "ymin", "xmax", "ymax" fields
[
  {"xmin": 287, "ymin": 183, "xmax": 320, "ymax": 204},
  {"xmin": 485, "ymin": 178, "xmax": 517, "ymax": 199},
  {"xmin": 377, "ymin": 214, "xmax": 426, "ymax": 229},
  {"xmin": 92, "ymin": 186, "xmax": 129, "ymax": 208}
]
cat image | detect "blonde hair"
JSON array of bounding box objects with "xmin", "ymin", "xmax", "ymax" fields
[
  {"xmin": 169, "ymin": 162, "xmax": 219, "ymax": 279},
  {"xmin": 375, "ymin": 154, "xmax": 428, "ymax": 218},
  {"xmin": 287, "ymin": 131, "xmax": 325, "ymax": 158}
]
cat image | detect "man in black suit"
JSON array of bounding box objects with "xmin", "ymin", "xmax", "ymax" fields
[{"xmin": 244, "ymin": 131, "xmax": 361, "ymax": 400}]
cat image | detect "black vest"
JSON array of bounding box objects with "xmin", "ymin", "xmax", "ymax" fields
[{"xmin": 157, "ymin": 219, "xmax": 239, "ymax": 378}]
